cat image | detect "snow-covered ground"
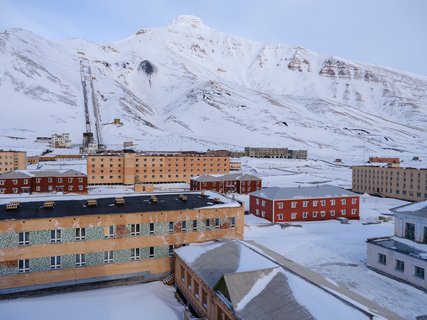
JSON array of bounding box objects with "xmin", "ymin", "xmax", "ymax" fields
[{"xmin": 0, "ymin": 282, "xmax": 184, "ymax": 320}]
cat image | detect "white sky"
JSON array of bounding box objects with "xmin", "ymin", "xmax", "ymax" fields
[{"xmin": 0, "ymin": 0, "xmax": 426, "ymax": 76}]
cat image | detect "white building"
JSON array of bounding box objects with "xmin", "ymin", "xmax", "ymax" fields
[
  {"xmin": 367, "ymin": 200, "xmax": 427, "ymax": 291},
  {"xmin": 51, "ymin": 133, "xmax": 71, "ymax": 148}
]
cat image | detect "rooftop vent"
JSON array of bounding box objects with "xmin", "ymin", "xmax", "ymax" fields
[
  {"xmin": 179, "ymin": 194, "xmax": 187, "ymax": 202},
  {"xmin": 6, "ymin": 202, "xmax": 20, "ymax": 210},
  {"xmin": 200, "ymin": 191, "xmax": 206, "ymax": 197},
  {"xmin": 151, "ymin": 195, "xmax": 158, "ymax": 203},
  {"xmin": 213, "ymin": 197, "xmax": 221, "ymax": 204},
  {"xmin": 115, "ymin": 197, "xmax": 125, "ymax": 205},
  {"xmin": 87, "ymin": 199, "xmax": 97, "ymax": 207},
  {"xmin": 44, "ymin": 201, "xmax": 55, "ymax": 208}
]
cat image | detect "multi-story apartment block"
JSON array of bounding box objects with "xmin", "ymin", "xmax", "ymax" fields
[
  {"xmin": 0, "ymin": 169, "xmax": 87, "ymax": 194},
  {"xmin": 51, "ymin": 133, "xmax": 71, "ymax": 148},
  {"xmin": 367, "ymin": 200, "xmax": 427, "ymax": 290},
  {"xmin": 250, "ymin": 185, "xmax": 360, "ymax": 222},
  {"xmin": 0, "ymin": 150, "xmax": 27, "ymax": 174},
  {"xmin": 87, "ymin": 151, "xmax": 230, "ymax": 185},
  {"xmin": 244, "ymin": 147, "xmax": 307, "ymax": 159},
  {"xmin": 0, "ymin": 192, "xmax": 243, "ymax": 295},
  {"xmin": 190, "ymin": 173, "xmax": 261, "ymax": 194},
  {"xmin": 352, "ymin": 165, "xmax": 427, "ymax": 201},
  {"xmin": 175, "ymin": 240, "xmax": 403, "ymax": 320},
  {"xmin": 369, "ymin": 157, "xmax": 400, "ymax": 164}
]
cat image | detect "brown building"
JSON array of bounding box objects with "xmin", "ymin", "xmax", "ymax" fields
[
  {"xmin": 190, "ymin": 173, "xmax": 262, "ymax": 194},
  {"xmin": 0, "ymin": 169, "xmax": 87, "ymax": 194},
  {"xmin": 0, "ymin": 150, "xmax": 27, "ymax": 174},
  {"xmin": 87, "ymin": 151, "xmax": 230, "ymax": 186},
  {"xmin": 0, "ymin": 192, "xmax": 243, "ymax": 295},
  {"xmin": 174, "ymin": 240, "xmax": 403, "ymax": 320},
  {"xmin": 352, "ymin": 165, "xmax": 427, "ymax": 201},
  {"xmin": 244, "ymin": 147, "xmax": 308, "ymax": 159},
  {"xmin": 229, "ymin": 161, "xmax": 241, "ymax": 171},
  {"xmin": 369, "ymin": 157, "xmax": 400, "ymax": 164}
]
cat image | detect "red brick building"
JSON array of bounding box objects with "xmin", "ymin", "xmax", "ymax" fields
[
  {"xmin": 249, "ymin": 185, "xmax": 360, "ymax": 222},
  {"xmin": 0, "ymin": 169, "xmax": 87, "ymax": 194},
  {"xmin": 190, "ymin": 173, "xmax": 261, "ymax": 194}
]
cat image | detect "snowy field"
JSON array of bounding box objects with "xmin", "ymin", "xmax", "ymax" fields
[
  {"xmin": 0, "ymin": 282, "xmax": 184, "ymax": 320},
  {"xmin": 0, "ymin": 156, "xmax": 426, "ymax": 319}
]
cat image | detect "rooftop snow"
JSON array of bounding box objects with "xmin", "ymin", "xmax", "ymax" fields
[
  {"xmin": 249, "ymin": 185, "xmax": 357, "ymax": 200},
  {"xmin": 391, "ymin": 200, "xmax": 427, "ymax": 217}
]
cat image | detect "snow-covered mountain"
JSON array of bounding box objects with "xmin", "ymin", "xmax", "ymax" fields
[{"xmin": 1, "ymin": 15, "xmax": 426, "ymax": 156}]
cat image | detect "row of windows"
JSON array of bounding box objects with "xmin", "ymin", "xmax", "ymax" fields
[
  {"xmin": 17, "ymin": 247, "xmax": 174, "ymax": 273},
  {"xmin": 255, "ymin": 209, "xmax": 357, "ymax": 219},
  {"xmin": 92, "ymin": 171, "xmax": 221, "ymax": 179},
  {"xmin": 353, "ymin": 185, "xmax": 427, "ymax": 198},
  {"xmin": 255, "ymin": 198, "xmax": 356, "ymax": 207},
  {"xmin": 91, "ymin": 157, "xmax": 227, "ymax": 162},
  {"xmin": 353, "ymin": 169, "xmax": 426, "ymax": 177},
  {"xmin": 0, "ymin": 177, "xmax": 84, "ymax": 185},
  {"xmin": 16, "ymin": 218, "xmax": 237, "ymax": 245},
  {"xmin": 377, "ymin": 253, "xmax": 425, "ymax": 279}
]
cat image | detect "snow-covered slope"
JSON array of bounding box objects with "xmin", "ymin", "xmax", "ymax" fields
[{"xmin": 1, "ymin": 15, "xmax": 426, "ymax": 156}]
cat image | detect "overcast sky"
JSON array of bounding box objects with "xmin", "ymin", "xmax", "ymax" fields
[{"xmin": 1, "ymin": 0, "xmax": 426, "ymax": 76}]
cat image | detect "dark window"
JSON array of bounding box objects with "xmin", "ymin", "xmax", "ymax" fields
[
  {"xmin": 415, "ymin": 266, "xmax": 425, "ymax": 279},
  {"xmin": 395, "ymin": 259, "xmax": 404, "ymax": 272},
  {"xmin": 149, "ymin": 247, "xmax": 155, "ymax": 258},
  {"xmin": 149, "ymin": 223, "xmax": 155, "ymax": 234},
  {"xmin": 169, "ymin": 222, "xmax": 174, "ymax": 233},
  {"xmin": 205, "ymin": 219, "xmax": 210, "ymax": 228},
  {"xmin": 405, "ymin": 223, "xmax": 415, "ymax": 240},
  {"xmin": 378, "ymin": 253, "xmax": 386, "ymax": 265},
  {"xmin": 192, "ymin": 220, "xmax": 198, "ymax": 231},
  {"xmin": 75, "ymin": 228, "xmax": 86, "ymax": 241},
  {"xmin": 18, "ymin": 232, "xmax": 30, "ymax": 245},
  {"xmin": 182, "ymin": 221, "xmax": 187, "ymax": 232}
]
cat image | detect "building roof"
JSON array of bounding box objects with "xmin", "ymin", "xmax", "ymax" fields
[
  {"xmin": 0, "ymin": 191, "xmax": 240, "ymax": 221},
  {"xmin": 249, "ymin": 185, "xmax": 357, "ymax": 200},
  {"xmin": 175, "ymin": 240, "xmax": 378, "ymax": 320},
  {"xmin": 0, "ymin": 169, "xmax": 86, "ymax": 179},
  {"xmin": 391, "ymin": 200, "xmax": 427, "ymax": 218},
  {"xmin": 367, "ymin": 236, "xmax": 427, "ymax": 261},
  {"xmin": 191, "ymin": 173, "xmax": 261, "ymax": 182}
]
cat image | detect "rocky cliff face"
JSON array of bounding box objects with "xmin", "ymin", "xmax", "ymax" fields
[{"xmin": 0, "ymin": 16, "xmax": 426, "ymax": 156}]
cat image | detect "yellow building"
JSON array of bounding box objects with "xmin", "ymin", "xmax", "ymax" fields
[
  {"xmin": 0, "ymin": 192, "xmax": 243, "ymax": 295},
  {"xmin": 87, "ymin": 151, "xmax": 230, "ymax": 185},
  {"xmin": 0, "ymin": 150, "xmax": 27, "ymax": 174}
]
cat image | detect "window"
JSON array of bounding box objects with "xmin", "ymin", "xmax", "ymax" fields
[
  {"xmin": 23, "ymin": 179, "xmax": 28, "ymax": 185},
  {"xmin": 351, "ymin": 209, "xmax": 357, "ymax": 215},
  {"xmin": 415, "ymin": 266, "xmax": 425, "ymax": 279},
  {"xmin": 278, "ymin": 214, "xmax": 283, "ymax": 220},
  {"xmin": 18, "ymin": 259, "xmax": 30, "ymax": 273},
  {"xmin": 291, "ymin": 213, "xmax": 297, "ymax": 219},
  {"xmin": 278, "ymin": 202, "xmax": 283, "ymax": 209},
  {"xmin": 291, "ymin": 202, "xmax": 297, "ymax": 208},
  {"xmin": 215, "ymin": 218, "xmax": 220, "ymax": 228},
  {"xmin": 303, "ymin": 201, "xmax": 308, "ymax": 207},
  {"xmin": 50, "ymin": 256, "xmax": 61, "ymax": 269},
  {"xmin": 205, "ymin": 219, "xmax": 211, "ymax": 228},
  {"xmin": 75, "ymin": 228, "xmax": 86, "ymax": 241},
  {"xmin": 13, "ymin": 179, "xmax": 18, "ymax": 185},
  {"xmin": 202, "ymin": 290, "xmax": 208, "ymax": 309},
  {"xmin": 58, "ymin": 178, "xmax": 62, "ymax": 183},
  {"xmin": 312, "ymin": 211, "xmax": 318, "ymax": 218},
  {"xmin": 330, "ymin": 210, "xmax": 335, "ymax": 216},
  {"xmin": 0, "ymin": 180, "xmax": 4, "ymax": 185},
  {"xmin": 341, "ymin": 209, "xmax": 346, "ymax": 216},
  {"xmin": 255, "ymin": 209, "xmax": 259, "ymax": 215},
  {"xmin": 131, "ymin": 248, "xmax": 140, "ymax": 260},
  {"xmin": 261, "ymin": 200, "xmax": 266, "ymax": 207},
  {"xmin": 149, "ymin": 223, "xmax": 154, "ymax": 235},
  {"xmin": 405, "ymin": 223, "xmax": 415, "ymax": 241},
  {"xmin": 168, "ymin": 245, "xmax": 174, "ymax": 257},
  {"xmin": 104, "ymin": 251, "xmax": 114, "ymax": 263},
  {"xmin": 149, "ymin": 247, "xmax": 155, "ymax": 258},
  {"xmin": 68, "ymin": 178, "xmax": 73, "ymax": 183},
  {"xmin": 230, "ymin": 217, "xmax": 236, "ymax": 228},
  {"xmin": 320, "ymin": 200, "xmax": 326, "ymax": 206},
  {"xmin": 303, "ymin": 212, "xmax": 308, "ymax": 219},
  {"xmin": 18, "ymin": 232, "xmax": 30, "ymax": 245},
  {"xmin": 261, "ymin": 211, "xmax": 266, "ymax": 218},
  {"xmin": 76, "ymin": 254, "xmax": 86, "ymax": 267},
  {"xmin": 313, "ymin": 201, "xmax": 318, "ymax": 207},
  {"xmin": 341, "ymin": 199, "xmax": 346, "ymax": 205},
  {"xmin": 50, "ymin": 230, "xmax": 62, "ymax": 243},
  {"xmin": 352, "ymin": 198, "xmax": 357, "ymax": 204},
  {"xmin": 395, "ymin": 259, "xmax": 404, "ymax": 272},
  {"xmin": 194, "ymin": 281, "xmax": 200, "ymax": 299},
  {"xmin": 182, "ymin": 221, "xmax": 187, "ymax": 232},
  {"xmin": 181, "ymin": 266, "xmax": 185, "ymax": 282},
  {"xmin": 169, "ymin": 221, "xmax": 174, "ymax": 233},
  {"xmin": 321, "ymin": 211, "xmax": 326, "ymax": 217},
  {"xmin": 424, "ymin": 227, "xmax": 427, "ymax": 244},
  {"xmin": 378, "ymin": 253, "xmax": 386, "ymax": 265},
  {"xmin": 192, "ymin": 220, "xmax": 198, "ymax": 231},
  {"xmin": 106, "ymin": 226, "xmax": 114, "ymax": 238}
]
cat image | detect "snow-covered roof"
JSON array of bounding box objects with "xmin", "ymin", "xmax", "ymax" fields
[
  {"xmin": 367, "ymin": 236, "xmax": 427, "ymax": 261},
  {"xmin": 391, "ymin": 200, "xmax": 427, "ymax": 217},
  {"xmin": 175, "ymin": 240, "xmax": 380, "ymax": 320},
  {"xmin": 0, "ymin": 169, "xmax": 85, "ymax": 179},
  {"xmin": 249, "ymin": 185, "xmax": 357, "ymax": 200}
]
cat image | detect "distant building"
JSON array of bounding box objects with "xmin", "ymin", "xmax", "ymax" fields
[
  {"xmin": 249, "ymin": 185, "xmax": 360, "ymax": 222},
  {"xmin": 0, "ymin": 192, "xmax": 243, "ymax": 295},
  {"xmin": 175, "ymin": 240, "xmax": 403, "ymax": 320},
  {"xmin": 369, "ymin": 157, "xmax": 400, "ymax": 164},
  {"xmin": 51, "ymin": 133, "xmax": 71, "ymax": 148},
  {"xmin": 367, "ymin": 201, "xmax": 427, "ymax": 291},
  {"xmin": 0, "ymin": 150, "xmax": 27, "ymax": 174},
  {"xmin": 190, "ymin": 173, "xmax": 261, "ymax": 194},
  {"xmin": 87, "ymin": 151, "xmax": 230, "ymax": 185},
  {"xmin": 229, "ymin": 161, "xmax": 241, "ymax": 171},
  {"xmin": 0, "ymin": 169, "xmax": 87, "ymax": 194},
  {"xmin": 352, "ymin": 165, "xmax": 427, "ymax": 201},
  {"xmin": 244, "ymin": 147, "xmax": 307, "ymax": 159},
  {"xmin": 35, "ymin": 137, "xmax": 51, "ymax": 144}
]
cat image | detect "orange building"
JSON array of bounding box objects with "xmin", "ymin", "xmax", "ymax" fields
[
  {"xmin": 0, "ymin": 150, "xmax": 27, "ymax": 174},
  {"xmin": 87, "ymin": 151, "xmax": 230, "ymax": 185}
]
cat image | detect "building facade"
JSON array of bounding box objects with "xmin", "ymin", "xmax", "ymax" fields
[
  {"xmin": 87, "ymin": 151, "xmax": 230, "ymax": 185},
  {"xmin": 190, "ymin": 173, "xmax": 261, "ymax": 194},
  {"xmin": 0, "ymin": 150, "xmax": 27, "ymax": 174},
  {"xmin": 366, "ymin": 201, "xmax": 427, "ymax": 290},
  {"xmin": 352, "ymin": 165, "xmax": 427, "ymax": 202},
  {"xmin": 51, "ymin": 133, "xmax": 71, "ymax": 148},
  {"xmin": 244, "ymin": 147, "xmax": 308, "ymax": 159},
  {"xmin": 0, "ymin": 192, "xmax": 243, "ymax": 295},
  {"xmin": 0, "ymin": 170, "xmax": 87, "ymax": 194},
  {"xmin": 369, "ymin": 157, "xmax": 400, "ymax": 164},
  {"xmin": 249, "ymin": 185, "xmax": 360, "ymax": 222}
]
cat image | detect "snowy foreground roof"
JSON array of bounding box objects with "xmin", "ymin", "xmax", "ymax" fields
[
  {"xmin": 250, "ymin": 185, "xmax": 357, "ymax": 200},
  {"xmin": 391, "ymin": 200, "xmax": 427, "ymax": 217},
  {"xmin": 191, "ymin": 173, "xmax": 261, "ymax": 182},
  {"xmin": 176, "ymin": 240, "xmax": 401, "ymax": 320}
]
